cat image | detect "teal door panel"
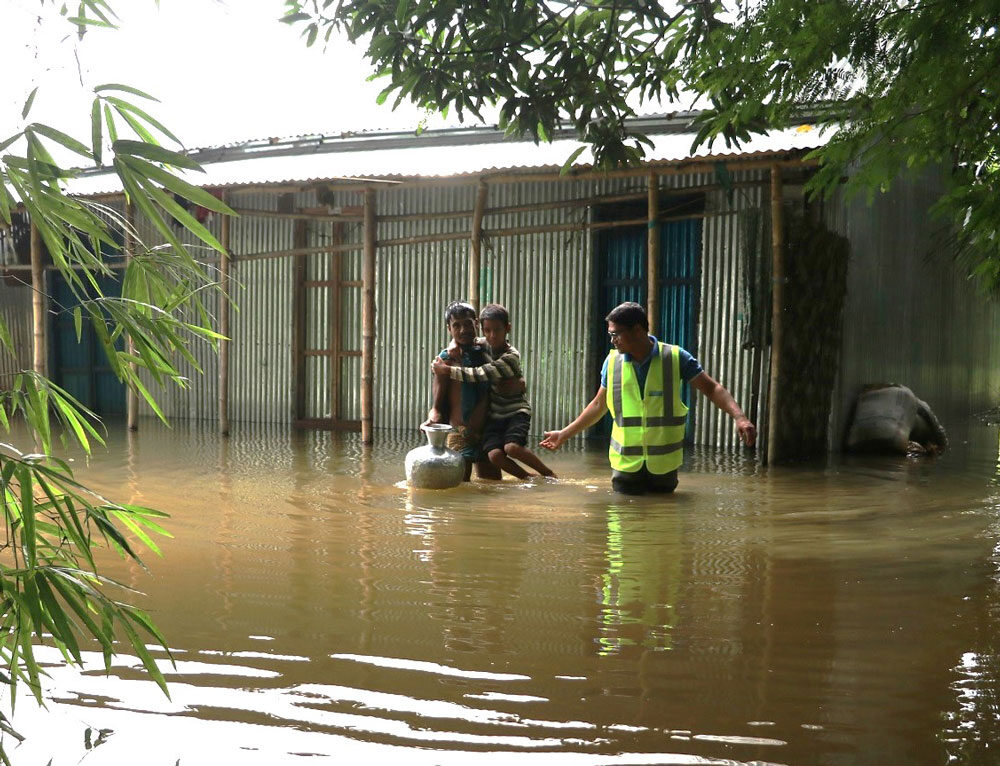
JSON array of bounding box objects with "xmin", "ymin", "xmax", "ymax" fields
[
  {"xmin": 49, "ymin": 271, "xmax": 126, "ymax": 417},
  {"xmin": 593, "ymin": 210, "xmax": 702, "ymax": 441}
]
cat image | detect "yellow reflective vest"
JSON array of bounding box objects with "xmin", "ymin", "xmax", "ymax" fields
[{"xmin": 605, "ymin": 342, "xmax": 688, "ymax": 474}]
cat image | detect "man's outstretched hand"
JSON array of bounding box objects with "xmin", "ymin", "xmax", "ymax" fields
[
  {"xmin": 539, "ymin": 429, "xmax": 567, "ymax": 451},
  {"xmin": 735, "ymin": 417, "xmax": 756, "ymax": 447}
]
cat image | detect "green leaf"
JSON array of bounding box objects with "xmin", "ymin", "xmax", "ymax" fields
[
  {"xmin": 19, "ymin": 467, "xmax": 38, "ymax": 568},
  {"xmin": 21, "ymin": 88, "xmax": 38, "ymax": 119},
  {"xmin": 35, "ymin": 573, "xmax": 83, "ymax": 663},
  {"xmin": 0, "ymin": 132, "xmax": 24, "ymax": 154},
  {"xmin": 91, "ymin": 99, "xmax": 103, "ymax": 165},
  {"xmin": 94, "ymin": 83, "xmax": 158, "ymax": 101},
  {"xmin": 560, "ymin": 145, "xmax": 587, "ymax": 175},
  {"xmin": 103, "ymin": 104, "xmax": 119, "ymax": 143},
  {"xmin": 29, "ymin": 123, "xmax": 93, "ymax": 160},
  {"xmin": 119, "ymin": 155, "xmax": 232, "ymax": 215},
  {"xmin": 104, "ymin": 97, "xmax": 181, "ymax": 145},
  {"xmin": 112, "ymin": 140, "xmax": 199, "ymax": 170},
  {"xmin": 127, "ymin": 169, "xmax": 227, "ymax": 252},
  {"xmin": 118, "ymin": 618, "xmax": 170, "ymax": 698},
  {"xmin": 0, "ymin": 317, "xmax": 14, "ymax": 356}
]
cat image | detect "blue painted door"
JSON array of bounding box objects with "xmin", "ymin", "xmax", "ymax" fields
[
  {"xmin": 594, "ymin": 216, "xmax": 702, "ymax": 440},
  {"xmin": 49, "ymin": 271, "xmax": 126, "ymax": 416}
]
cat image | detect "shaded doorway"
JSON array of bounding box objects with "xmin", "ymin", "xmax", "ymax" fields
[
  {"xmin": 592, "ymin": 194, "xmax": 703, "ymax": 440},
  {"xmin": 48, "ymin": 269, "xmax": 126, "ymax": 417}
]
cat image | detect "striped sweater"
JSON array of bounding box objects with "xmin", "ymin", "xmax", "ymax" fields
[{"xmin": 447, "ymin": 341, "xmax": 531, "ymax": 419}]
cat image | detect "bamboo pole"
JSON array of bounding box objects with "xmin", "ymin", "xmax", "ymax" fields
[
  {"xmin": 252, "ymin": 180, "xmax": 770, "ymax": 225},
  {"xmin": 229, "ymin": 206, "xmax": 364, "ymax": 222},
  {"xmin": 218, "ymin": 200, "xmax": 231, "ymax": 437},
  {"xmin": 766, "ymin": 164, "xmax": 786, "ymax": 465},
  {"xmin": 328, "ymin": 222, "xmax": 343, "ymax": 423},
  {"xmin": 647, "ymin": 172, "xmax": 660, "ymax": 335},
  {"xmin": 78, "ymin": 156, "xmax": 816, "ymax": 203},
  {"xmin": 29, "ymin": 222, "xmax": 46, "ymax": 377},
  {"xmin": 291, "ymin": 214, "xmax": 308, "ymax": 422},
  {"xmin": 125, "ymin": 201, "xmax": 139, "ymax": 430},
  {"xmin": 361, "ymin": 187, "xmax": 377, "ymax": 444},
  {"xmin": 2, "ymin": 209, "xmax": 742, "ymax": 274},
  {"xmin": 469, "ymin": 179, "xmax": 488, "ymax": 310},
  {"xmin": 238, "ymin": 242, "xmax": 362, "ymax": 262},
  {"xmin": 295, "ymin": 156, "xmax": 814, "ymax": 193}
]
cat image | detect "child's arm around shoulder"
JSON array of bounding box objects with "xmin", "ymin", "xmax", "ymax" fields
[{"xmin": 446, "ymin": 345, "xmax": 521, "ymax": 384}]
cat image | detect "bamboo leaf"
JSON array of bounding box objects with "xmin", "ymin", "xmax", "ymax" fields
[
  {"xmin": 119, "ymin": 155, "xmax": 233, "ymax": 215},
  {"xmin": 102, "ymin": 98, "xmax": 180, "ymax": 145},
  {"xmin": 91, "ymin": 99, "xmax": 103, "ymax": 165},
  {"xmin": 94, "ymin": 83, "xmax": 158, "ymax": 101},
  {"xmin": 21, "ymin": 88, "xmax": 38, "ymax": 119},
  {"xmin": 29, "ymin": 124, "xmax": 93, "ymax": 160},
  {"xmin": 113, "ymin": 140, "xmax": 199, "ymax": 170},
  {"xmin": 118, "ymin": 618, "xmax": 169, "ymax": 698},
  {"xmin": 34, "ymin": 573, "xmax": 83, "ymax": 663}
]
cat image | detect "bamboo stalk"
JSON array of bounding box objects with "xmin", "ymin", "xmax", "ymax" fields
[
  {"xmin": 1, "ymin": 209, "xmax": 739, "ymax": 277},
  {"xmin": 328, "ymin": 222, "xmax": 343, "ymax": 422},
  {"xmin": 766, "ymin": 164, "xmax": 786, "ymax": 465},
  {"xmin": 238, "ymin": 242, "xmax": 362, "ymax": 262},
  {"xmin": 361, "ymin": 187, "xmax": 377, "ymax": 444},
  {"xmin": 291, "ymin": 216, "xmax": 308, "ymax": 422},
  {"xmin": 469, "ymin": 179, "xmax": 488, "ymax": 310},
  {"xmin": 77, "ymin": 156, "xmax": 815, "ymax": 202},
  {"xmin": 125, "ymin": 201, "xmax": 138, "ymax": 430},
  {"xmin": 218, "ymin": 200, "xmax": 231, "ymax": 437},
  {"xmin": 376, "ymin": 181, "xmax": 775, "ymax": 223},
  {"xmin": 647, "ymin": 172, "xmax": 660, "ymax": 335},
  {"xmin": 29, "ymin": 222, "xmax": 45, "ymax": 377},
  {"xmin": 230, "ymin": 206, "xmax": 364, "ymax": 222}
]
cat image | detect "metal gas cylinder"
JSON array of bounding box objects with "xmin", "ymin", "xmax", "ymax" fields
[{"xmin": 405, "ymin": 424, "xmax": 465, "ymax": 489}]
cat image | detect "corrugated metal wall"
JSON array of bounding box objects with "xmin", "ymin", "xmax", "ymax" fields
[
  {"xmin": 368, "ymin": 172, "xmax": 764, "ymax": 444},
  {"xmin": 12, "ymin": 163, "xmax": 997, "ymax": 453},
  {"xmin": 678, "ymin": 171, "xmax": 765, "ymax": 448},
  {"xmin": 827, "ymin": 167, "xmax": 1000, "ymax": 444},
  {"xmin": 13, "ymin": 168, "xmax": 774, "ymax": 449},
  {"xmin": 0, "ymin": 281, "xmax": 33, "ymax": 379}
]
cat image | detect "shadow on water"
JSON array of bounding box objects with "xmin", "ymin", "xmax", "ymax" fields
[{"xmin": 4, "ymin": 418, "xmax": 1000, "ymax": 765}]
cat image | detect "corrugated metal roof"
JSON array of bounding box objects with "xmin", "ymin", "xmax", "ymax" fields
[{"xmin": 66, "ymin": 124, "xmax": 829, "ymax": 197}]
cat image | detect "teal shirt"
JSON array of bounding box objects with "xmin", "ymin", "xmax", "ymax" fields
[{"xmin": 439, "ymin": 344, "xmax": 490, "ymax": 421}]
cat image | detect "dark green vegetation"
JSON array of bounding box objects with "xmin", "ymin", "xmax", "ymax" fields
[
  {"xmin": 1, "ymin": 2, "xmax": 231, "ymax": 759},
  {"xmin": 284, "ymin": 0, "xmax": 1000, "ymax": 292}
]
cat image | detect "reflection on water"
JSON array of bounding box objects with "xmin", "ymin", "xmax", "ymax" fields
[{"xmin": 5, "ymin": 420, "xmax": 1000, "ymax": 765}]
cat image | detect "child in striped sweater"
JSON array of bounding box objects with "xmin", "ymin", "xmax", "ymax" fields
[{"xmin": 432, "ymin": 303, "xmax": 555, "ymax": 479}]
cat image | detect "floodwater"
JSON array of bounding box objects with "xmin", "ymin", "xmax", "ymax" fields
[{"xmin": 5, "ymin": 419, "xmax": 1000, "ymax": 765}]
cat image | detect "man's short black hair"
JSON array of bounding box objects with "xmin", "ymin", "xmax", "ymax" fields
[
  {"xmin": 479, "ymin": 303, "xmax": 509, "ymax": 326},
  {"xmin": 444, "ymin": 301, "xmax": 477, "ymax": 324},
  {"xmin": 605, "ymin": 301, "xmax": 648, "ymax": 330}
]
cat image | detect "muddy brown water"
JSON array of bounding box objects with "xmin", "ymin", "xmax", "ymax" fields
[{"xmin": 5, "ymin": 420, "xmax": 1000, "ymax": 765}]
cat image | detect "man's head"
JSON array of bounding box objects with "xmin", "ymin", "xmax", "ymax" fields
[
  {"xmin": 444, "ymin": 301, "xmax": 478, "ymax": 346},
  {"xmin": 479, "ymin": 303, "xmax": 510, "ymax": 351},
  {"xmin": 605, "ymin": 302, "xmax": 651, "ymax": 357}
]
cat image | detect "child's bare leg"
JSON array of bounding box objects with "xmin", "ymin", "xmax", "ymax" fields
[
  {"xmin": 504, "ymin": 443, "xmax": 556, "ymax": 477},
  {"xmin": 488, "ymin": 447, "xmax": 530, "ymax": 480}
]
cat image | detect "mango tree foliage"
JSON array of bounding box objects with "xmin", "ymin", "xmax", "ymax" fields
[
  {"xmin": 283, "ymin": 0, "xmax": 1000, "ymax": 292},
  {"xmin": 0, "ymin": 2, "xmax": 233, "ymax": 758}
]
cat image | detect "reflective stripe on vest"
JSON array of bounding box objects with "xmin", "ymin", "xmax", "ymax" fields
[{"xmin": 605, "ymin": 342, "xmax": 688, "ymax": 474}]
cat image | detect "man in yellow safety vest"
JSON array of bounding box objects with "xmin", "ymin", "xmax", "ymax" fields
[{"xmin": 540, "ymin": 302, "xmax": 756, "ymax": 494}]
